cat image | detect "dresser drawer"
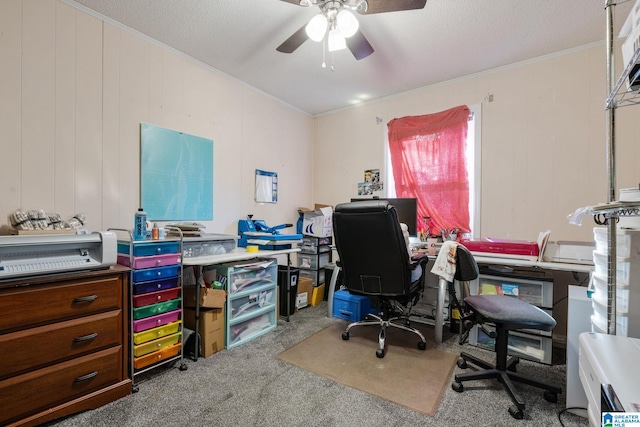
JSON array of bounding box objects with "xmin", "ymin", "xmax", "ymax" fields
[
  {"xmin": 0, "ymin": 346, "xmax": 123, "ymax": 426},
  {"xmin": 0, "ymin": 310, "xmax": 122, "ymax": 380},
  {"xmin": 0, "ymin": 276, "xmax": 122, "ymax": 333}
]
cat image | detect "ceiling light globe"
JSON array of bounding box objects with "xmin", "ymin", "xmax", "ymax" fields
[
  {"xmin": 306, "ymin": 14, "xmax": 328, "ymax": 42},
  {"xmin": 327, "ymin": 28, "xmax": 347, "ymax": 52},
  {"xmin": 336, "ymin": 9, "xmax": 359, "ymax": 38}
]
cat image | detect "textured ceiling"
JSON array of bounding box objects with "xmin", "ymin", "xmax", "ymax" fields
[{"xmin": 68, "ymin": 0, "xmax": 631, "ymax": 116}]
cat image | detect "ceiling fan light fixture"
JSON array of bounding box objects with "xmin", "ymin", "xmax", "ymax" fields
[
  {"xmin": 305, "ymin": 13, "xmax": 328, "ymax": 42},
  {"xmin": 327, "ymin": 27, "xmax": 346, "ymax": 52},
  {"xmin": 336, "ymin": 9, "xmax": 359, "ymax": 38}
]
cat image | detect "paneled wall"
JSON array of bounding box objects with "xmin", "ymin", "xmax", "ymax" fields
[
  {"xmin": 0, "ymin": 0, "xmax": 314, "ymax": 235},
  {"xmin": 313, "ymin": 44, "xmax": 640, "ymax": 242}
]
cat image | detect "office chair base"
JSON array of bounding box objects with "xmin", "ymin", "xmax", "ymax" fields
[
  {"xmin": 342, "ymin": 313, "xmax": 427, "ymax": 358},
  {"xmin": 452, "ymin": 353, "xmax": 561, "ymax": 419}
]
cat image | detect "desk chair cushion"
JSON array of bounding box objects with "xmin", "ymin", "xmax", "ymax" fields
[{"xmin": 464, "ymin": 294, "xmax": 556, "ymax": 332}]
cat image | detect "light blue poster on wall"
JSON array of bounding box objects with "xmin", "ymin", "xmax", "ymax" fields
[{"xmin": 141, "ymin": 123, "xmax": 214, "ymax": 221}]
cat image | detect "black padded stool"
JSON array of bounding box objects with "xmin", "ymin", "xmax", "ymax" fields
[{"xmin": 452, "ymin": 294, "xmax": 562, "ymax": 419}]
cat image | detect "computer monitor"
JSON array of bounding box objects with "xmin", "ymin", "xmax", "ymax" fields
[{"xmin": 350, "ymin": 197, "xmax": 418, "ymax": 236}]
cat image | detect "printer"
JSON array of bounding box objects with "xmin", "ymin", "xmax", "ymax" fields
[{"xmin": 0, "ymin": 231, "xmax": 117, "ymax": 280}]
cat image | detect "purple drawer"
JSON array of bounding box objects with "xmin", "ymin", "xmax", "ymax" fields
[
  {"xmin": 133, "ymin": 309, "xmax": 181, "ymax": 332},
  {"xmin": 118, "ymin": 253, "xmax": 181, "ymax": 269},
  {"xmin": 133, "ymin": 277, "xmax": 179, "ymax": 295}
]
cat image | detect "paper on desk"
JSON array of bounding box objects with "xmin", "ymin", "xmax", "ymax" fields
[{"xmin": 537, "ymin": 230, "xmax": 551, "ymax": 262}]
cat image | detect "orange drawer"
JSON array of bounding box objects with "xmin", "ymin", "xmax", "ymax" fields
[
  {"xmin": 0, "ymin": 310, "xmax": 122, "ymax": 380},
  {"xmin": 0, "ymin": 276, "xmax": 122, "ymax": 333},
  {"xmin": 134, "ymin": 342, "xmax": 181, "ymax": 370},
  {"xmin": 0, "ymin": 346, "xmax": 122, "ymax": 426}
]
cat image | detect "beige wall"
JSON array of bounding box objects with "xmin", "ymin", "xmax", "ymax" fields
[
  {"xmin": 3, "ymin": 0, "xmax": 639, "ymax": 244},
  {"xmin": 0, "ymin": 0, "xmax": 314, "ymax": 236},
  {"xmin": 313, "ymin": 44, "xmax": 640, "ymax": 243}
]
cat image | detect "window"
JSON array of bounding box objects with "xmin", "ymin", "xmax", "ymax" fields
[{"xmin": 386, "ymin": 104, "xmax": 481, "ymax": 239}]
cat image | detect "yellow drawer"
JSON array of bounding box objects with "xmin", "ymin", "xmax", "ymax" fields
[
  {"xmin": 133, "ymin": 320, "xmax": 181, "ymax": 345},
  {"xmin": 133, "ymin": 332, "xmax": 181, "ymax": 357}
]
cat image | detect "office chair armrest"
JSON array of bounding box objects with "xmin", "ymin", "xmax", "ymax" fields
[
  {"xmin": 409, "ymin": 253, "xmax": 428, "ymax": 269},
  {"xmin": 410, "ymin": 253, "xmax": 428, "ymax": 263}
]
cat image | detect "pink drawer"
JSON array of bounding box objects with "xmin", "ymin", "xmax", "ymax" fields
[
  {"xmin": 133, "ymin": 309, "xmax": 181, "ymax": 332},
  {"xmin": 117, "ymin": 253, "xmax": 181, "ymax": 269},
  {"xmin": 133, "ymin": 287, "xmax": 180, "ymax": 307}
]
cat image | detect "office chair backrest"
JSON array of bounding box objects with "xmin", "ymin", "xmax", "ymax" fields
[
  {"xmin": 454, "ymin": 244, "xmax": 479, "ymax": 282},
  {"xmin": 333, "ymin": 200, "xmax": 411, "ymax": 297}
]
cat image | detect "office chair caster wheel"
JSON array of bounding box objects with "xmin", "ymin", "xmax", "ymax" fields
[
  {"xmin": 508, "ymin": 405, "xmax": 524, "ymax": 419},
  {"xmin": 544, "ymin": 390, "xmax": 558, "ymax": 403},
  {"xmin": 452, "ymin": 382, "xmax": 463, "ymax": 393},
  {"xmin": 376, "ymin": 348, "xmax": 385, "ymax": 358},
  {"xmin": 456, "ymin": 358, "xmax": 468, "ymax": 369},
  {"xmin": 342, "ymin": 332, "xmax": 349, "ymax": 340},
  {"xmin": 417, "ymin": 341, "xmax": 426, "ymax": 350}
]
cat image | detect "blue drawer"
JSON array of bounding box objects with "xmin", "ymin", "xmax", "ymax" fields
[
  {"xmin": 132, "ymin": 265, "xmax": 180, "ymax": 283},
  {"xmin": 118, "ymin": 241, "xmax": 180, "ymax": 257},
  {"xmin": 133, "ymin": 277, "xmax": 180, "ymax": 295},
  {"xmin": 332, "ymin": 290, "xmax": 371, "ymax": 322}
]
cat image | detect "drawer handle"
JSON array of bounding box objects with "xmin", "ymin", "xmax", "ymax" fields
[
  {"xmin": 73, "ymin": 295, "xmax": 98, "ymax": 303},
  {"xmin": 74, "ymin": 371, "xmax": 98, "ymax": 382},
  {"xmin": 73, "ymin": 332, "xmax": 98, "ymax": 342}
]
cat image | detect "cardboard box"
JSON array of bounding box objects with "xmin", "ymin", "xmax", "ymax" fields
[
  {"xmin": 311, "ymin": 283, "xmax": 325, "ymax": 307},
  {"xmin": 183, "ymin": 307, "xmax": 225, "ymax": 358},
  {"xmin": 300, "ymin": 206, "xmax": 333, "ymax": 238},
  {"xmin": 183, "ymin": 286, "xmax": 226, "ymax": 308},
  {"xmin": 296, "ymin": 276, "xmax": 314, "ymax": 310}
]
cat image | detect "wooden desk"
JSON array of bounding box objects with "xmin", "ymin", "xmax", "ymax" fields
[{"xmin": 183, "ymin": 248, "xmax": 300, "ymax": 360}]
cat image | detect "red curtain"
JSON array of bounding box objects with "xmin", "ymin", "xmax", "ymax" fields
[{"xmin": 387, "ymin": 105, "xmax": 470, "ymax": 237}]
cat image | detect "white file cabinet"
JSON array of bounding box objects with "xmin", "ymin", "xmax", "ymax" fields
[{"xmin": 469, "ymin": 273, "xmax": 555, "ymax": 364}]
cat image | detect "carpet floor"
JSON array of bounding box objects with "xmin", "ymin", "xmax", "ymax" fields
[{"xmin": 278, "ymin": 322, "xmax": 457, "ymax": 416}]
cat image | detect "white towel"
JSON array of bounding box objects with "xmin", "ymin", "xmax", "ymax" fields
[{"xmin": 430, "ymin": 240, "xmax": 460, "ymax": 282}]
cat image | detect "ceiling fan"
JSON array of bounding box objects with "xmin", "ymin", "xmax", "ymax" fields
[{"xmin": 276, "ymin": 0, "xmax": 427, "ymax": 61}]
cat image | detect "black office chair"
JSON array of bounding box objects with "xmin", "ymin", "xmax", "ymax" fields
[
  {"xmin": 332, "ymin": 200, "xmax": 429, "ymax": 358},
  {"xmin": 452, "ymin": 291, "xmax": 562, "ymax": 419},
  {"xmin": 436, "ymin": 243, "xmax": 480, "ymax": 344}
]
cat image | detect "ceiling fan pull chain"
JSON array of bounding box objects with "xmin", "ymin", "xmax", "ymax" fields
[{"xmin": 322, "ymin": 35, "xmax": 327, "ymax": 68}]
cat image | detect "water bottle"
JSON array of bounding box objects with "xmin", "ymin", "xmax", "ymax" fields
[{"xmin": 133, "ymin": 208, "xmax": 147, "ymax": 240}]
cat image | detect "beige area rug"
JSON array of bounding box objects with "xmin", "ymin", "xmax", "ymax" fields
[{"xmin": 277, "ymin": 322, "xmax": 458, "ymax": 416}]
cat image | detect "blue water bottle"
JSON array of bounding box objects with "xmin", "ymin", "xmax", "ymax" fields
[{"xmin": 133, "ymin": 208, "xmax": 147, "ymax": 240}]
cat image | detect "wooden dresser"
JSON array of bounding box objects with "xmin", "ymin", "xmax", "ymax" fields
[{"xmin": 0, "ymin": 265, "xmax": 131, "ymax": 426}]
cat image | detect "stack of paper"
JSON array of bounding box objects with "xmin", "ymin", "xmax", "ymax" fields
[{"xmin": 166, "ymin": 222, "xmax": 206, "ymax": 237}]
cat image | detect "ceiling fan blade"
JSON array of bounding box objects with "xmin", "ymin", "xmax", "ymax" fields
[
  {"xmin": 279, "ymin": 0, "xmax": 302, "ymax": 4},
  {"xmin": 346, "ymin": 30, "xmax": 374, "ymax": 60},
  {"xmin": 361, "ymin": 0, "xmax": 427, "ymax": 14},
  {"xmin": 276, "ymin": 24, "xmax": 309, "ymax": 54}
]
